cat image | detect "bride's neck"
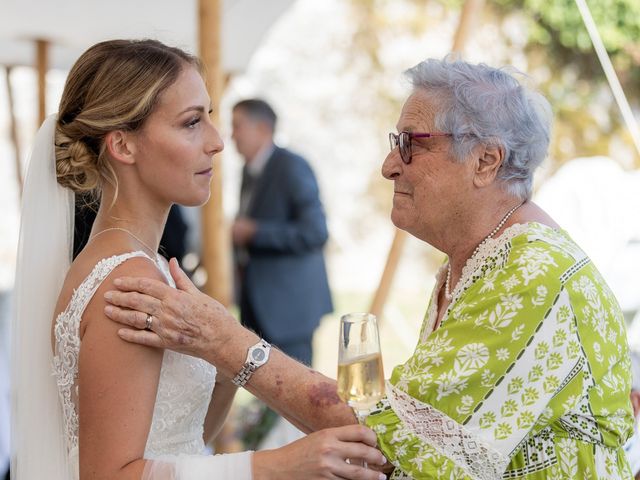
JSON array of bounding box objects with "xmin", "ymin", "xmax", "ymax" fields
[{"xmin": 91, "ymin": 188, "xmax": 171, "ymax": 252}]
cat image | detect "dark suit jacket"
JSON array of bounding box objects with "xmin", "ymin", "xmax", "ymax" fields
[{"xmin": 240, "ymin": 146, "xmax": 333, "ymax": 342}]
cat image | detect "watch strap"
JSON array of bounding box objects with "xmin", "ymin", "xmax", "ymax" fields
[{"xmin": 231, "ymin": 339, "xmax": 271, "ymax": 387}]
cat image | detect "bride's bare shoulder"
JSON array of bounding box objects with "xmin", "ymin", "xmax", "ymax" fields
[{"xmin": 53, "ymin": 234, "xmax": 164, "ymax": 325}]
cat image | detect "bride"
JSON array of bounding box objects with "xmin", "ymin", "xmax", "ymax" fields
[{"xmin": 11, "ymin": 39, "xmax": 385, "ymax": 480}]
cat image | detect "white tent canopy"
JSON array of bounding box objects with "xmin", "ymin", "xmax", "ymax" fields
[
  {"xmin": 0, "ymin": 0, "xmax": 294, "ymax": 72},
  {"xmin": 1, "ymin": 0, "xmax": 296, "ymax": 305},
  {"xmin": 535, "ymin": 156, "xmax": 640, "ymax": 313}
]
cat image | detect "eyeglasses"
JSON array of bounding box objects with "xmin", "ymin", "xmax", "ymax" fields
[{"xmin": 388, "ymin": 131, "xmax": 453, "ymax": 164}]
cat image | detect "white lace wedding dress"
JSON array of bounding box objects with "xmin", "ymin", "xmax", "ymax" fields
[{"xmin": 51, "ymin": 251, "xmax": 252, "ymax": 479}]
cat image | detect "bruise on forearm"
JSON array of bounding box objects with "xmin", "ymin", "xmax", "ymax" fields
[
  {"xmin": 252, "ymin": 367, "xmax": 355, "ymax": 433},
  {"xmin": 304, "ymin": 371, "xmax": 356, "ymax": 429},
  {"xmin": 267, "ymin": 368, "xmax": 342, "ymax": 409},
  {"xmin": 307, "ymin": 380, "xmax": 341, "ymax": 409}
]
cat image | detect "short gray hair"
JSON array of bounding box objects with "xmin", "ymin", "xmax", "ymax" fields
[{"xmin": 405, "ymin": 56, "xmax": 552, "ymax": 200}]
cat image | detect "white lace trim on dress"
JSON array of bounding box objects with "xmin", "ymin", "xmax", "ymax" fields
[
  {"xmin": 52, "ymin": 251, "xmax": 217, "ymax": 465},
  {"xmin": 451, "ymin": 223, "xmax": 530, "ymax": 305},
  {"xmin": 421, "ymin": 223, "xmax": 532, "ymax": 343},
  {"xmin": 53, "ymin": 251, "xmax": 151, "ymax": 455},
  {"xmin": 387, "ymin": 381, "xmax": 509, "ymax": 480}
]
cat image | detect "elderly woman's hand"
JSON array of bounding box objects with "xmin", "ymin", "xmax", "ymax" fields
[
  {"xmin": 105, "ymin": 259, "xmax": 362, "ymax": 436},
  {"xmin": 252, "ymin": 425, "xmax": 389, "ymax": 480},
  {"xmin": 103, "ymin": 258, "xmax": 233, "ymax": 359}
]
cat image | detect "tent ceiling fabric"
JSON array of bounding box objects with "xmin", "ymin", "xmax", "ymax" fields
[{"xmin": 0, "ymin": 0, "xmax": 295, "ymax": 72}]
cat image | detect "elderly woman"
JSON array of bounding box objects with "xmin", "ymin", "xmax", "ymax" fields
[{"xmin": 104, "ymin": 57, "xmax": 633, "ymax": 479}]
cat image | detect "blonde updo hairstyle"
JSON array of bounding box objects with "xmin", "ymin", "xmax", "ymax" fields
[{"xmin": 55, "ymin": 39, "xmax": 201, "ymax": 197}]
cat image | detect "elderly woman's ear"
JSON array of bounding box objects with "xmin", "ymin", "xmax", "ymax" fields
[{"xmin": 472, "ymin": 144, "xmax": 504, "ymax": 188}]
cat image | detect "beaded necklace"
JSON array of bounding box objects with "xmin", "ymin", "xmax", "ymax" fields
[{"xmin": 444, "ymin": 201, "xmax": 524, "ymax": 301}]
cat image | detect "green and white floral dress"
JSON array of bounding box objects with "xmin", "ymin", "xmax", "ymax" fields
[{"xmin": 368, "ymin": 222, "xmax": 633, "ymax": 479}]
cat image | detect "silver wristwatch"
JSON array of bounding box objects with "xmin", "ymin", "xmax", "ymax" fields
[{"xmin": 231, "ymin": 339, "xmax": 271, "ymax": 387}]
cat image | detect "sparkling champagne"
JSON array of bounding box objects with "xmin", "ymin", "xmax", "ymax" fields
[{"xmin": 337, "ymin": 352, "xmax": 384, "ymax": 411}]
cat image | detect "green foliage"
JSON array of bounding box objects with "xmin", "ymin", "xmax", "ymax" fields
[
  {"xmin": 347, "ymin": 0, "xmax": 640, "ymax": 168},
  {"xmin": 492, "ymin": 0, "xmax": 640, "ymax": 164},
  {"xmin": 492, "ymin": 0, "xmax": 640, "ymax": 95}
]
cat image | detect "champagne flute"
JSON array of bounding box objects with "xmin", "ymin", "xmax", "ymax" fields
[{"xmin": 337, "ymin": 312, "xmax": 385, "ymax": 424}]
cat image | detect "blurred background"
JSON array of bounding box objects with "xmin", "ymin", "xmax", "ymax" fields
[{"xmin": 1, "ymin": 0, "xmax": 639, "ymax": 460}]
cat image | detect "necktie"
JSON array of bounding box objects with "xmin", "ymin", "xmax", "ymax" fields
[{"xmin": 239, "ymin": 168, "xmax": 255, "ymax": 217}]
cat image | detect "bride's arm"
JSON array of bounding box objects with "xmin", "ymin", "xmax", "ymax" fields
[
  {"xmin": 80, "ymin": 259, "xmax": 385, "ymax": 480},
  {"xmin": 78, "ymin": 258, "xmax": 166, "ymax": 480},
  {"xmin": 203, "ymin": 374, "xmax": 237, "ymax": 445},
  {"xmin": 105, "ymin": 259, "xmax": 356, "ymax": 434}
]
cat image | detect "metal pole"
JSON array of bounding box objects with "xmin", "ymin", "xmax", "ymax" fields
[{"xmin": 574, "ymin": 0, "xmax": 640, "ymax": 157}]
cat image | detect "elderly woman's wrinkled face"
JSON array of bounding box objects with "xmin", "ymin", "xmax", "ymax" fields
[{"xmin": 382, "ymin": 90, "xmax": 477, "ymax": 243}]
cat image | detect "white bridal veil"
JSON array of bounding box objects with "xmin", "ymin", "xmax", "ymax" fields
[
  {"xmin": 11, "ymin": 114, "xmax": 74, "ymax": 479},
  {"xmin": 10, "ymin": 115, "xmax": 253, "ymax": 479}
]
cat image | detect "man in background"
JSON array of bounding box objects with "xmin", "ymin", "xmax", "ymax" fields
[{"xmin": 231, "ymin": 98, "xmax": 332, "ymax": 366}]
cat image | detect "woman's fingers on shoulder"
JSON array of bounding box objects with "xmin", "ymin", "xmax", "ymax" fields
[
  {"xmin": 168, "ymin": 257, "xmax": 198, "ymax": 294},
  {"xmin": 117, "ymin": 328, "xmax": 164, "ymax": 348},
  {"xmin": 103, "ymin": 258, "xmax": 169, "ymax": 311},
  {"xmin": 104, "ymin": 303, "xmax": 148, "ymax": 328},
  {"xmin": 111, "ymin": 268, "xmax": 171, "ymax": 297}
]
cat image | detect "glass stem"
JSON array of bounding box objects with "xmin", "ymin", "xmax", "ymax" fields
[
  {"xmin": 355, "ymin": 409, "xmax": 367, "ymax": 425},
  {"xmin": 353, "ymin": 408, "xmax": 369, "ymax": 468}
]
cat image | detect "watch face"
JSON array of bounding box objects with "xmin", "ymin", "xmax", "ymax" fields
[{"xmin": 252, "ymin": 348, "xmax": 266, "ymax": 362}]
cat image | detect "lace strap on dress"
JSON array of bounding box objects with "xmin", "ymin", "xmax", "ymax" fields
[
  {"xmin": 53, "ymin": 250, "xmax": 155, "ymax": 460},
  {"xmin": 71, "ymin": 251, "xmax": 153, "ymax": 317}
]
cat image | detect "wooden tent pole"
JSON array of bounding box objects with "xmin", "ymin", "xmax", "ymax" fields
[
  {"xmin": 369, "ymin": 229, "xmax": 408, "ymax": 317},
  {"xmin": 5, "ymin": 66, "xmax": 23, "ymax": 198},
  {"xmin": 199, "ymin": 0, "xmax": 232, "ymax": 306},
  {"xmin": 36, "ymin": 39, "xmax": 49, "ymax": 125},
  {"xmin": 451, "ymin": 0, "xmax": 486, "ymax": 52},
  {"xmin": 369, "ymin": 0, "xmax": 485, "ymax": 318}
]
